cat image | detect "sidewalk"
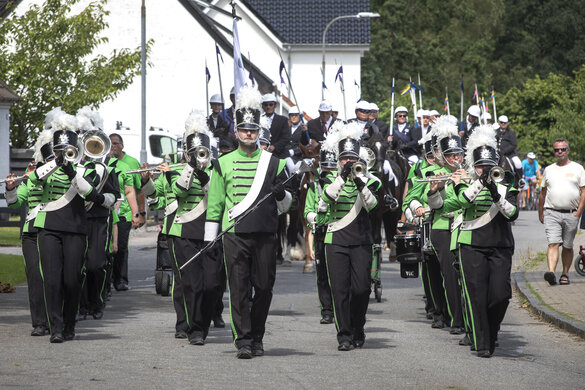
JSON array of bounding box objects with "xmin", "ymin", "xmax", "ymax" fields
[{"xmin": 513, "ymin": 231, "xmax": 585, "ymax": 339}]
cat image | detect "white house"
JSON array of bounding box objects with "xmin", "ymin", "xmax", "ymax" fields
[{"xmin": 8, "ymin": 0, "xmax": 373, "ymax": 138}]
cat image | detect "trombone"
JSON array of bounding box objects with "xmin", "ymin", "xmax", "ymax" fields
[
  {"xmin": 125, "ymin": 163, "xmax": 185, "ymax": 174},
  {"xmin": 417, "ymin": 174, "xmax": 472, "ymax": 183}
]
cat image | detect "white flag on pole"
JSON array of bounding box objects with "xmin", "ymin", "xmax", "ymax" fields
[{"xmin": 233, "ymin": 18, "xmax": 247, "ymax": 102}]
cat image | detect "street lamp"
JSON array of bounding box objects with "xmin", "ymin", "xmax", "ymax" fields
[{"xmin": 321, "ymin": 12, "xmax": 380, "ymax": 100}]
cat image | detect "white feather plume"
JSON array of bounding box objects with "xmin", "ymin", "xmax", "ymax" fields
[
  {"xmin": 434, "ymin": 117, "xmax": 459, "ymax": 143},
  {"xmin": 184, "ymin": 111, "xmax": 212, "ymax": 140},
  {"xmin": 260, "ymin": 115, "xmax": 270, "ymax": 130},
  {"xmin": 321, "ymin": 127, "xmax": 339, "ymax": 154},
  {"xmin": 33, "ymin": 130, "xmax": 54, "ymax": 162},
  {"xmin": 49, "ymin": 112, "xmax": 78, "ymax": 133},
  {"xmin": 418, "ymin": 126, "xmax": 435, "ymax": 145},
  {"xmin": 44, "ymin": 107, "xmax": 65, "ymax": 130},
  {"xmin": 464, "ymin": 125, "xmax": 497, "ymax": 170},
  {"xmin": 235, "ymin": 86, "xmax": 262, "ymax": 110},
  {"xmin": 76, "ymin": 106, "xmax": 103, "ymax": 131},
  {"xmin": 338, "ymin": 121, "xmax": 363, "ymax": 143}
]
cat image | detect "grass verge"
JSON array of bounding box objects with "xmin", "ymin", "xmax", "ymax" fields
[
  {"xmin": 0, "ymin": 254, "xmax": 26, "ymax": 287},
  {"xmin": 0, "ymin": 227, "xmax": 22, "ymax": 247}
]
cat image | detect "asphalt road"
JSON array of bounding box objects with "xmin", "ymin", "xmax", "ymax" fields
[{"xmin": 1, "ymin": 210, "xmax": 585, "ymax": 389}]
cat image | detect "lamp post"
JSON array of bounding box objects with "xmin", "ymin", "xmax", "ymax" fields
[{"xmin": 321, "ymin": 12, "xmax": 380, "ymax": 100}]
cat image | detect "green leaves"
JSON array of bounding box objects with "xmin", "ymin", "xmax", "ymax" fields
[{"xmin": 0, "ymin": 0, "xmax": 148, "ymax": 148}]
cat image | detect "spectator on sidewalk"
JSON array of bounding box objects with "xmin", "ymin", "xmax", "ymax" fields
[{"xmin": 538, "ymin": 138, "xmax": 585, "ymax": 286}]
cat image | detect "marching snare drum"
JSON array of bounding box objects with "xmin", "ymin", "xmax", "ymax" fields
[{"xmin": 395, "ymin": 234, "xmax": 423, "ymax": 263}]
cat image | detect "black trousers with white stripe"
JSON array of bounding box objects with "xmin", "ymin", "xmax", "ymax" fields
[
  {"xmin": 325, "ymin": 243, "xmax": 371, "ymax": 345},
  {"xmin": 38, "ymin": 229, "xmax": 86, "ymax": 335},
  {"xmin": 459, "ymin": 244, "xmax": 512, "ymax": 352},
  {"xmin": 223, "ymin": 232, "xmax": 277, "ymax": 349}
]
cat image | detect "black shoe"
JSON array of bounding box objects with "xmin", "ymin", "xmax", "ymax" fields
[
  {"xmin": 92, "ymin": 311, "xmax": 104, "ymax": 320},
  {"xmin": 50, "ymin": 333, "xmax": 64, "ymax": 343},
  {"xmin": 236, "ymin": 345, "xmax": 253, "ymax": 359},
  {"xmin": 338, "ymin": 341, "xmax": 355, "ymax": 351},
  {"xmin": 320, "ymin": 314, "xmax": 333, "ymax": 324},
  {"xmin": 76, "ymin": 312, "xmax": 87, "ymax": 322},
  {"xmin": 252, "ymin": 341, "xmax": 264, "ymax": 356},
  {"xmin": 116, "ymin": 283, "xmax": 129, "ymax": 291},
  {"xmin": 431, "ymin": 319, "xmax": 445, "ymax": 329},
  {"xmin": 477, "ymin": 349, "xmax": 491, "ymax": 358},
  {"xmin": 459, "ymin": 335, "xmax": 472, "ymax": 346},
  {"xmin": 426, "ymin": 312, "xmax": 434, "ymax": 320},
  {"xmin": 189, "ymin": 334, "xmax": 205, "ymax": 346},
  {"xmin": 63, "ymin": 331, "xmax": 75, "ymax": 341},
  {"xmin": 450, "ymin": 327, "xmax": 465, "ymax": 335},
  {"xmin": 213, "ymin": 316, "xmax": 225, "ymax": 328},
  {"xmin": 276, "ymin": 257, "xmax": 284, "ymax": 265},
  {"xmin": 544, "ymin": 272, "xmax": 557, "ymax": 286},
  {"xmin": 175, "ymin": 330, "xmax": 188, "ymax": 339},
  {"xmin": 353, "ymin": 339, "xmax": 365, "ymax": 348},
  {"xmin": 489, "ymin": 341, "xmax": 496, "ymax": 355},
  {"xmin": 31, "ymin": 326, "xmax": 48, "ymax": 336}
]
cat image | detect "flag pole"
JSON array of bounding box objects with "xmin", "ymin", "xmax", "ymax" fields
[
  {"xmin": 277, "ymin": 49, "xmax": 303, "ymax": 121},
  {"xmin": 417, "ymin": 72, "xmax": 423, "ymax": 110},
  {"xmin": 205, "ymin": 58, "xmax": 209, "ymax": 117},
  {"xmin": 215, "ymin": 44, "xmax": 225, "ymax": 115},
  {"xmin": 389, "ymin": 77, "xmax": 395, "ymax": 143},
  {"xmin": 445, "ymin": 86, "xmax": 450, "ymax": 116},
  {"xmin": 491, "ymin": 88, "xmax": 497, "ymax": 122},
  {"xmin": 340, "ymin": 63, "xmax": 347, "ymax": 122},
  {"xmin": 409, "ymin": 76, "xmax": 418, "ymax": 128},
  {"xmin": 460, "ymin": 77, "xmax": 464, "ymax": 123}
]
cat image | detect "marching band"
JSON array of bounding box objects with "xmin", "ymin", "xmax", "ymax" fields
[{"xmin": 3, "ymin": 87, "xmax": 518, "ymax": 359}]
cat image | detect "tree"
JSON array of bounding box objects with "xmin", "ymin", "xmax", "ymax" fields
[
  {"xmin": 498, "ymin": 66, "xmax": 585, "ymax": 166},
  {"xmin": 0, "ymin": 0, "xmax": 151, "ymax": 148}
]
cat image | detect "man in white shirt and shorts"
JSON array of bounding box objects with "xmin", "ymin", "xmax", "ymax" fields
[{"xmin": 538, "ymin": 138, "xmax": 585, "ymax": 285}]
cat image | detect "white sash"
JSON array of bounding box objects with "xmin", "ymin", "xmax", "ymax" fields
[
  {"xmin": 228, "ymin": 150, "xmax": 271, "ymax": 221},
  {"xmin": 165, "ymin": 200, "xmax": 178, "ymax": 216},
  {"xmin": 174, "ymin": 194, "xmax": 208, "ymax": 224},
  {"xmin": 26, "ymin": 204, "xmax": 42, "ymax": 222},
  {"xmin": 460, "ymin": 184, "xmax": 507, "ymax": 231},
  {"xmin": 327, "ymin": 196, "xmax": 363, "ymax": 233},
  {"xmin": 40, "ymin": 167, "xmax": 86, "ymax": 213}
]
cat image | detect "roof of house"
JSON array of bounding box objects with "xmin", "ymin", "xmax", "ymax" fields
[
  {"xmin": 0, "ymin": 79, "xmax": 21, "ymax": 103},
  {"xmin": 0, "ymin": 0, "xmax": 22, "ymax": 19},
  {"xmin": 242, "ymin": 0, "xmax": 372, "ymax": 45},
  {"xmin": 179, "ymin": 0, "xmax": 275, "ymax": 92}
]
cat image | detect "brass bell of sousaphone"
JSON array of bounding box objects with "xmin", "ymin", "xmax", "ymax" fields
[{"xmin": 81, "ymin": 130, "xmax": 111, "ymax": 160}]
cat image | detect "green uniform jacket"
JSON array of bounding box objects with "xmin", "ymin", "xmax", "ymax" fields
[
  {"xmin": 167, "ymin": 165, "xmax": 211, "ymax": 240},
  {"xmin": 321, "ymin": 172, "xmax": 381, "ymax": 245},
  {"xmin": 6, "ymin": 178, "xmax": 44, "ymax": 234},
  {"xmin": 206, "ymin": 148, "xmax": 289, "ymax": 234}
]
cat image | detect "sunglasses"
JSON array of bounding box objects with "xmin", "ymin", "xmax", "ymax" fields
[
  {"xmin": 262, "ymin": 102, "xmax": 276, "ymax": 107},
  {"xmin": 357, "ymin": 109, "xmax": 371, "ymax": 113},
  {"xmin": 397, "ymin": 114, "xmax": 407, "ymax": 118},
  {"xmin": 554, "ymin": 147, "xmax": 568, "ymax": 152}
]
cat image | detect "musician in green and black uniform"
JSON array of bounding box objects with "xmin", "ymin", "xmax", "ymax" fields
[
  {"xmin": 320, "ymin": 124, "xmax": 381, "ymax": 351},
  {"xmin": 205, "ymin": 86, "xmax": 292, "ymax": 359},
  {"xmin": 430, "ymin": 125, "xmax": 518, "ymax": 357},
  {"xmin": 166, "ymin": 113, "xmax": 222, "ymax": 346},
  {"xmin": 304, "ymin": 135, "xmax": 337, "ymax": 325},
  {"xmin": 76, "ymin": 108, "xmax": 120, "ymax": 320},
  {"xmin": 4, "ymin": 130, "xmax": 54, "ymax": 336},
  {"xmin": 30, "ymin": 118, "xmax": 112, "ymax": 343},
  {"xmin": 141, "ymin": 158, "xmax": 191, "ymax": 337},
  {"xmin": 423, "ymin": 123, "xmax": 466, "ymax": 334}
]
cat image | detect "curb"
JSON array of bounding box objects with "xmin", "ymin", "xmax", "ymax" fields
[{"xmin": 513, "ymin": 269, "xmax": 585, "ymax": 339}]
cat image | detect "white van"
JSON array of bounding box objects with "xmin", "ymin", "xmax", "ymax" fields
[{"xmin": 105, "ymin": 123, "xmax": 178, "ymax": 165}]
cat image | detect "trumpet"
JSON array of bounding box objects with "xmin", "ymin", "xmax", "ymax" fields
[
  {"xmin": 192, "ymin": 146, "xmax": 210, "ymax": 170},
  {"xmin": 82, "ymin": 130, "xmax": 111, "ymax": 160},
  {"xmin": 351, "ymin": 161, "xmax": 367, "ymax": 178},
  {"xmin": 63, "ymin": 144, "xmax": 82, "ymax": 165},
  {"xmin": 0, "ymin": 175, "xmax": 27, "ymax": 185},
  {"xmin": 125, "ymin": 163, "xmax": 185, "ymax": 174},
  {"xmin": 487, "ymin": 166, "xmax": 504, "ymax": 183}
]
